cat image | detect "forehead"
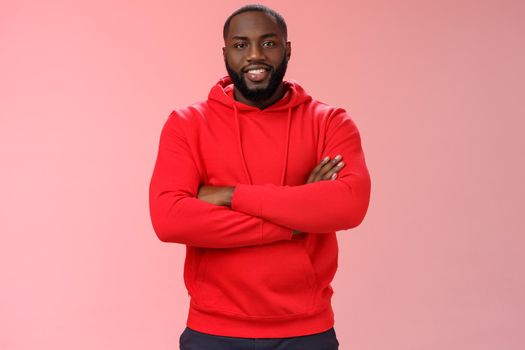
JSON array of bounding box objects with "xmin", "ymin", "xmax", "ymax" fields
[{"xmin": 227, "ymin": 11, "xmax": 282, "ymax": 39}]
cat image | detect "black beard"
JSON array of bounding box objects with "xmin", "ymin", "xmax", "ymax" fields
[{"xmin": 225, "ymin": 55, "xmax": 288, "ymax": 102}]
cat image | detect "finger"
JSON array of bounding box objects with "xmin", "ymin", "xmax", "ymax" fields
[
  {"xmin": 318, "ymin": 155, "xmax": 343, "ymax": 179},
  {"xmin": 310, "ymin": 155, "xmax": 343, "ymax": 183},
  {"xmin": 321, "ymin": 160, "xmax": 345, "ymax": 180},
  {"xmin": 306, "ymin": 156, "xmax": 330, "ymax": 183}
]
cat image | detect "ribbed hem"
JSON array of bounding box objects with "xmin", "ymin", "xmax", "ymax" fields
[{"xmin": 186, "ymin": 302, "xmax": 335, "ymax": 338}]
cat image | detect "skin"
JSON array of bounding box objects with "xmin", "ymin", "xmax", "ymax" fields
[
  {"xmin": 222, "ymin": 11, "xmax": 291, "ymax": 110},
  {"xmin": 197, "ymin": 11, "xmax": 346, "ymax": 236}
]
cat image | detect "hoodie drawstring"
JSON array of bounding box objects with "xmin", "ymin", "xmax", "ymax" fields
[
  {"xmin": 233, "ymin": 103, "xmax": 252, "ymax": 185},
  {"xmin": 280, "ymin": 107, "xmax": 292, "ymax": 186},
  {"xmin": 233, "ymin": 103, "xmax": 292, "ymax": 187}
]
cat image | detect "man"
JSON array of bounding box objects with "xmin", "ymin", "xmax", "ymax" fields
[{"xmin": 149, "ymin": 4, "xmax": 371, "ymax": 349}]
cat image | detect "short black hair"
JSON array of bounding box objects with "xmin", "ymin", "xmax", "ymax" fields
[{"xmin": 223, "ymin": 4, "xmax": 287, "ymax": 42}]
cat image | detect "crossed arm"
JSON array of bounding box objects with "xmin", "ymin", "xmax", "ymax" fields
[
  {"xmin": 149, "ymin": 109, "xmax": 371, "ymax": 249},
  {"xmin": 195, "ymin": 154, "xmax": 346, "ymax": 236}
]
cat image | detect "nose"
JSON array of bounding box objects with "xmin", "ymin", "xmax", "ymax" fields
[{"xmin": 247, "ymin": 44, "xmax": 265, "ymax": 61}]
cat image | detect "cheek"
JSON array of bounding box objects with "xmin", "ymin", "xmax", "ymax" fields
[
  {"xmin": 266, "ymin": 52, "xmax": 286, "ymax": 66},
  {"xmin": 272, "ymin": 50, "xmax": 287, "ymax": 60},
  {"xmin": 226, "ymin": 54, "xmax": 243, "ymax": 69}
]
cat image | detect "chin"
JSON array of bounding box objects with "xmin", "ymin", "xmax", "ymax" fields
[
  {"xmin": 247, "ymin": 83, "xmax": 270, "ymax": 91},
  {"xmin": 244, "ymin": 79, "xmax": 270, "ymax": 90}
]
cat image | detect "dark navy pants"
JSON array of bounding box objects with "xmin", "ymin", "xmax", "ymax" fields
[{"xmin": 179, "ymin": 326, "xmax": 339, "ymax": 350}]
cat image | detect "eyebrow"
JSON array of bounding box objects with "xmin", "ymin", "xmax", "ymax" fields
[{"xmin": 231, "ymin": 33, "xmax": 278, "ymax": 41}]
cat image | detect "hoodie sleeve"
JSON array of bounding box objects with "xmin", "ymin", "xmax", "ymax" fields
[
  {"xmin": 149, "ymin": 111, "xmax": 294, "ymax": 248},
  {"xmin": 231, "ymin": 108, "xmax": 371, "ymax": 233}
]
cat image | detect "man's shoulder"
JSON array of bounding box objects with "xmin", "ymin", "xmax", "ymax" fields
[
  {"xmin": 165, "ymin": 99, "xmax": 213, "ymax": 129},
  {"xmin": 301, "ymin": 96, "xmax": 361, "ymax": 135},
  {"xmin": 304, "ymin": 96, "xmax": 350, "ymax": 121},
  {"xmin": 170, "ymin": 99, "xmax": 209, "ymax": 119}
]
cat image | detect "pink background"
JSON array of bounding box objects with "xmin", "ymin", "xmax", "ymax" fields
[{"xmin": 1, "ymin": 0, "xmax": 524, "ymax": 349}]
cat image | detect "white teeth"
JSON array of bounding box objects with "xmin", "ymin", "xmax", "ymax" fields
[{"xmin": 247, "ymin": 69, "xmax": 266, "ymax": 74}]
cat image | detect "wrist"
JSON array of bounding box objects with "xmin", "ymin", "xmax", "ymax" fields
[{"xmin": 224, "ymin": 186, "xmax": 235, "ymax": 207}]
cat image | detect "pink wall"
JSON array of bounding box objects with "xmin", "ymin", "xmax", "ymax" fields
[{"xmin": 1, "ymin": 0, "xmax": 524, "ymax": 349}]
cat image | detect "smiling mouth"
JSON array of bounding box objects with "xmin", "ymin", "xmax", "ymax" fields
[{"xmin": 244, "ymin": 68, "xmax": 271, "ymax": 83}]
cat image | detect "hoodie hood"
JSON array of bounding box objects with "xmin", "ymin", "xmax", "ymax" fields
[
  {"xmin": 207, "ymin": 75, "xmax": 313, "ymax": 186},
  {"xmin": 208, "ymin": 75, "xmax": 312, "ymax": 111}
]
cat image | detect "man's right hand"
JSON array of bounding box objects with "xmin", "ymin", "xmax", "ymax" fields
[{"xmin": 292, "ymin": 155, "xmax": 345, "ymax": 237}]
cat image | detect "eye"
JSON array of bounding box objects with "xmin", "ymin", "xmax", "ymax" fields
[
  {"xmin": 262, "ymin": 41, "xmax": 275, "ymax": 48},
  {"xmin": 233, "ymin": 42, "xmax": 247, "ymax": 49}
]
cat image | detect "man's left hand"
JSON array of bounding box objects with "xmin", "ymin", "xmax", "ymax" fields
[{"xmin": 197, "ymin": 185, "xmax": 235, "ymax": 207}]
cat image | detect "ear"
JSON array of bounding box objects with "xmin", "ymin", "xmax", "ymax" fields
[
  {"xmin": 222, "ymin": 46, "xmax": 226, "ymax": 60},
  {"xmin": 286, "ymin": 41, "xmax": 291, "ymax": 62}
]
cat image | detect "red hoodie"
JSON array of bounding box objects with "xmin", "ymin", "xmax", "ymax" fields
[{"xmin": 149, "ymin": 75, "xmax": 371, "ymax": 338}]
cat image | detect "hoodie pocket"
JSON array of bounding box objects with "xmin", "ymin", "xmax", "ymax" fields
[{"xmin": 192, "ymin": 241, "xmax": 318, "ymax": 318}]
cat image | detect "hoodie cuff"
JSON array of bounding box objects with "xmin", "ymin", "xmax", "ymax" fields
[
  {"xmin": 232, "ymin": 184, "xmax": 292, "ymax": 243},
  {"xmin": 231, "ymin": 184, "xmax": 265, "ymax": 217},
  {"xmin": 261, "ymin": 221, "xmax": 293, "ymax": 244}
]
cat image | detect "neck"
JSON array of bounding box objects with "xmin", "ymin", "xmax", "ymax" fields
[{"xmin": 234, "ymin": 84, "xmax": 286, "ymax": 110}]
